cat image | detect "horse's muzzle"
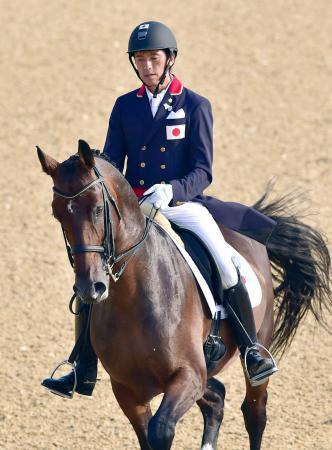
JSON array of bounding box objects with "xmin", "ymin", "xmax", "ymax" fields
[{"xmin": 74, "ymin": 278, "xmax": 109, "ymax": 304}]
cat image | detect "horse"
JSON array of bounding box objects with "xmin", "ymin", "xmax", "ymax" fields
[{"xmin": 37, "ymin": 140, "xmax": 331, "ymax": 450}]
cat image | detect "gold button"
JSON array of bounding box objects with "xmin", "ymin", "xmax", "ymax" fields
[
  {"xmin": 160, "ymin": 181, "xmax": 166, "ymax": 184},
  {"xmin": 140, "ymin": 162, "xmax": 146, "ymax": 168},
  {"xmin": 160, "ymin": 164, "xmax": 166, "ymax": 169},
  {"xmin": 141, "ymin": 145, "xmax": 147, "ymax": 151},
  {"xmin": 160, "ymin": 147, "xmax": 166, "ymax": 152},
  {"xmin": 139, "ymin": 179, "xmax": 145, "ymax": 186}
]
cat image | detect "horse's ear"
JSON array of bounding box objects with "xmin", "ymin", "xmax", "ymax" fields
[
  {"xmin": 78, "ymin": 139, "xmax": 95, "ymax": 168},
  {"xmin": 36, "ymin": 146, "xmax": 59, "ymax": 176}
]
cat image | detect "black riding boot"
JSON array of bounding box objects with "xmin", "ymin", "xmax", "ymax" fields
[
  {"xmin": 41, "ymin": 302, "xmax": 98, "ymax": 399},
  {"xmin": 224, "ymin": 275, "xmax": 277, "ymax": 386}
]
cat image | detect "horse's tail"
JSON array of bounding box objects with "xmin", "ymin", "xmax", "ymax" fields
[{"xmin": 253, "ymin": 188, "xmax": 331, "ymax": 357}]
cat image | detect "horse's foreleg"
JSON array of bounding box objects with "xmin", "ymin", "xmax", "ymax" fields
[
  {"xmin": 241, "ymin": 377, "xmax": 269, "ymax": 450},
  {"xmin": 196, "ymin": 320, "xmax": 236, "ymax": 449},
  {"xmin": 148, "ymin": 366, "xmax": 206, "ymax": 450},
  {"xmin": 111, "ymin": 379, "xmax": 152, "ymax": 450},
  {"xmin": 197, "ymin": 377, "xmax": 226, "ymax": 450}
]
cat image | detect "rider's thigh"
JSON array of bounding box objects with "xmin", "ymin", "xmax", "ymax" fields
[{"xmin": 162, "ymin": 202, "xmax": 238, "ymax": 288}]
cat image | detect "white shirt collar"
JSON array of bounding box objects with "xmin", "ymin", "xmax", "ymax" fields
[{"xmin": 145, "ymin": 78, "xmax": 172, "ymax": 103}]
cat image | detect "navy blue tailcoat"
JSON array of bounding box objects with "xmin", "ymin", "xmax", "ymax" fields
[{"xmin": 103, "ymin": 76, "xmax": 276, "ymax": 244}]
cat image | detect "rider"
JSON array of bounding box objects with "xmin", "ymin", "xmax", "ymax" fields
[{"xmin": 42, "ymin": 21, "xmax": 277, "ymax": 398}]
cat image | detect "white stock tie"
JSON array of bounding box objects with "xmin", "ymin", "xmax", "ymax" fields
[{"xmin": 150, "ymin": 96, "xmax": 159, "ymax": 118}]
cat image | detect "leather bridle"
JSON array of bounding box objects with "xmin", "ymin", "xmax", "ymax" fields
[{"xmin": 53, "ymin": 164, "xmax": 156, "ymax": 282}]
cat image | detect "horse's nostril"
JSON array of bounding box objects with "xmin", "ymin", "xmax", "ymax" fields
[
  {"xmin": 74, "ymin": 281, "xmax": 108, "ymax": 303},
  {"xmin": 94, "ymin": 282, "xmax": 107, "ymax": 297}
]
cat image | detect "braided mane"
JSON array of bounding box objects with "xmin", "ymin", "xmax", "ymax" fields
[{"xmin": 66, "ymin": 150, "xmax": 115, "ymax": 166}]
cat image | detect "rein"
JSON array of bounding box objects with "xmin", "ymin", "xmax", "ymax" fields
[{"xmin": 53, "ymin": 163, "xmax": 157, "ymax": 282}]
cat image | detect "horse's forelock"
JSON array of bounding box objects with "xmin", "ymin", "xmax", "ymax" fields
[{"xmin": 57, "ymin": 155, "xmax": 88, "ymax": 183}]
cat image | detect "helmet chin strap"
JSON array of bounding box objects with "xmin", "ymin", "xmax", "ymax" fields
[
  {"xmin": 129, "ymin": 52, "xmax": 174, "ymax": 98},
  {"xmin": 152, "ymin": 56, "xmax": 173, "ymax": 97}
]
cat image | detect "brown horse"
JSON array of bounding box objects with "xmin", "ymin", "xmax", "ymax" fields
[{"xmin": 37, "ymin": 140, "xmax": 331, "ymax": 450}]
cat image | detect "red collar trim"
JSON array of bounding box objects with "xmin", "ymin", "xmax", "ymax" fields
[
  {"xmin": 169, "ymin": 75, "xmax": 183, "ymax": 95},
  {"xmin": 136, "ymin": 84, "xmax": 145, "ymax": 97},
  {"xmin": 136, "ymin": 75, "xmax": 183, "ymax": 98}
]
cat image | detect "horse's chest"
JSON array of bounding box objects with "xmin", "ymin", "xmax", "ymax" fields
[{"xmin": 93, "ymin": 317, "xmax": 175, "ymax": 389}]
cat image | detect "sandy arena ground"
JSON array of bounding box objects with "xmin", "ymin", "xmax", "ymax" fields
[{"xmin": 0, "ymin": 1, "xmax": 331, "ymax": 449}]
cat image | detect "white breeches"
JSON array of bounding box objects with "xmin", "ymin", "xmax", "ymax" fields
[{"xmin": 158, "ymin": 202, "xmax": 239, "ymax": 289}]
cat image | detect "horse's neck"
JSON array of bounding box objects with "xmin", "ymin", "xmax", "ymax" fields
[
  {"xmin": 114, "ymin": 207, "xmax": 145, "ymax": 257},
  {"xmin": 111, "ymin": 226, "xmax": 187, "ymax": 313}
]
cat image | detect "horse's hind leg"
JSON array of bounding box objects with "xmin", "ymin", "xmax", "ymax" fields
[
  {"xmin": 148, "ymin": 366, "xmax": 206, "ymax": 450},
  {"xmin": 111, "ymin": 380, "xmax": 152, "ymax": 450},
  {"xmin": 241, "ymin": 378, "xmax": 269, "ymax": 450},
  {"xmin": 241, "ymin": 284, "xmax": 273, "ymax": 450},
  {"xmin": 197, "ymin": 377, "xmax": 226, "ymax": 450}
]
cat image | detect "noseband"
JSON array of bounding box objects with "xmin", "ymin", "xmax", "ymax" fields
[{"xmin": 53, "ymin": 165, "xmax": 156, "ymax": 282}]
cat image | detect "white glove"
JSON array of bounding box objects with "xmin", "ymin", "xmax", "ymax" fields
[{"xmin": 143, "ymin": 183, "xmax": 173, "ymax": 210}]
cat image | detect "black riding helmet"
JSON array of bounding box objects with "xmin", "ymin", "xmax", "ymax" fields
[
  {"xmin": 128, "ymin": 21, "xmax": 178, "ymax": 97},
  {"xmin": 128, "ymin": 21, "xmax": 177, "ymax": 55}
]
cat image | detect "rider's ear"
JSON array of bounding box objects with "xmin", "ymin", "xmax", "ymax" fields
[
  {"xmin": 36, "ymin": 146, "xmax": 59, "ymax": 177},
  {"xmin": 78, "ymin": 139, "xmax": 95, "ymax": 169}
]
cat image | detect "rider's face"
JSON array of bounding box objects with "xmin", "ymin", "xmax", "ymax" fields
[{"xmin": 134, "ymin": 50, "xmax": 174, "ymax": 91}]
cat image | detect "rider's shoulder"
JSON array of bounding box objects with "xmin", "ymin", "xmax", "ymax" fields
[
  {"xmin": 115, "ymin": 88, "xmax": 140, "ymax": 105},
  {"xmin": 184, "ymin": 87, "xmax": 212, "ymax": 111}
]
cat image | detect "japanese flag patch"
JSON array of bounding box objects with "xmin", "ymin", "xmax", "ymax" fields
[{"xmin": 166, "ymin": 124, "xmax": 185, "ymax": 140}]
